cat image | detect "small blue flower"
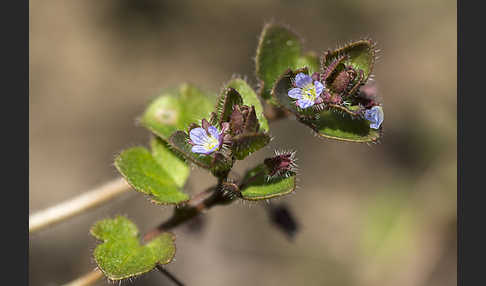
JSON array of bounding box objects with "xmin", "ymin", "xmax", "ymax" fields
[
  {"xmin": 288, "ymin": 73, "xmax": 324, "ymax": 109},
  {"xmin": 189, "ymin": 125, "xmax": 223, "ymax": 155},
  {"xmin": 364, "ymin": 106, "xmax": 384, "ymax": 129}
]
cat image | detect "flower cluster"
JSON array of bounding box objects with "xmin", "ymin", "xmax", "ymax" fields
[{"xmin": 287, "ymin": 70, "xmax": 384, "ymax": 130}]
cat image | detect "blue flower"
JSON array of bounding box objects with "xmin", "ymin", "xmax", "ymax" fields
[
  {"xmin": 189, "ymin": 124, "xmax": 223, "ymax": 155},
  {"xmin": 364, "ymin": 106, "xmax": 384, "ymax": 129},
  {"xmin": 288, "ymin": 73, "xmax": 325, "ymax": 109}
]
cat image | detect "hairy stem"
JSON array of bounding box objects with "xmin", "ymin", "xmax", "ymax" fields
[
  {"xmin": 30, "ymin": 178, "xmax": 131, "ymax": 233},
  {"xmin": 144, "ymin": 175, "xmax": 233, "ymax": 241}
]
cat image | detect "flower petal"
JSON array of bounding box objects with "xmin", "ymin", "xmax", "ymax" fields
[
  {"xmin": 189, "ymin": 127, "xmax": 209, "ymax": 145},
  {"xmin": 288, "ymin": 88, "xmax": 303, "ymax": 99},
  {"xmin": 296, "ymin": 99, "xmax": 315, "ymax": 109},
  {"xmin": 191, "ymin": 145, "xmax": 210, "ymax": 154},
  {"xmin": 314, "ymin": 81, "xmax": 324, "ymax": 96},
  {"xmin": 295, "ymin": 73, "xmax": 312, "ymax": 88},
  {"xmin": 207, "ymin": 126, "xmax": 220, "ymax": 140},
  {"xmin": 365, "ymin": 106, "xmax": 384, "ymax": 129}
]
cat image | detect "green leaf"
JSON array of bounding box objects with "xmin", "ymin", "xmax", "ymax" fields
[
  {"xmin": 168, "ymin": 131, "xmax": 233, "ymax": 176},
  {"xmin": 216, "ymin": 87, "xmax": 243, "ymax": 124},
  {"xmin": 322, "ymin": 39, "xmax": 376, "ymax": 83},
  {"xmin": 272, "ymin": 68, "xmax": 380, "ymax": 143},
  {"xmin": 115, "ymin": 147, "xmax": 189, "ymax": 204},
  {"xmin": 141, "ymin": 84, "xmax": 216, "ymax": 141},
  {"xmin": 232, "ymin": 132, "xmax": 271, "ymax": 160},
  {"xmin": 299, "ymin": 111, "xmax": 381, "ymax": 142},
  {"xmin": 240, "ymin": 164, "xmax": 296, "ymax": 200},
  {"xmin": 91, "ymin": 216, "xmax": 176, "ymax": 281},
  {"xmin": 295, "ymin": 52, "xmax": 319, "ymax": 74},
  {"xmin": 256, "ymin": 23, "xmax": 302, "ymax": 100},
  {"xmin": 150, "ymin": 137, "xmax": 190, "ymax": 188},
  {"xmin": 225, "ymin": 78, "xmax": 269, "ymax": 132}
]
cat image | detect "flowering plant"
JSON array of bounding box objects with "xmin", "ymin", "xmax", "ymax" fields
[{"xmin": 89, "ymin": 23, "xmax": 384, "ymax": 283}]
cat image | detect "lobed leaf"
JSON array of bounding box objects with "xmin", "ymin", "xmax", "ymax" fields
[
  {"xmin": 239, "ymin": 164, "xmax": 296, "ymax": 200},
  {"xmin": 115, "ymin": 147, "xmax": 189, "ymax": 204},
  {"xmin": 91, "ymin": 216, "xmax": 176, "ymax": 281},
  {"xmin": 141, "ymin": 84, "xmax": 216, "ymax": 141}
]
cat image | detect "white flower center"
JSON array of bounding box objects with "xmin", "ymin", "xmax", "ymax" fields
[
  {"xmin": 203, "ymin": 135, "xmax": 219, "ymax": 151},
  {"xmin": 301, "ymin": 84, "xmax": 317, "ymax": 101}
]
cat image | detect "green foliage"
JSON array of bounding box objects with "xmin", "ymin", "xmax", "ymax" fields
[
  {"xmin": 240, "ymin": 164, "xmax": 296, "ymax": 200},
  {"xmin": 115, "ymin": 147, "xmax": 189, "ymax": 204},
  {"xmin": 150, "ymin": 137, "xmax": 190, "ymax": 188},
  {"xmin": 295, "ymin": 52, "xmax": 320, "ymax": 74},
  {"xmin": 91, "ymin": 216, "xmax": 176, "ymax": 281},
  {"xmin": 322, "ymin": 39, "xmax": 376, "ymax": 83},
  {"xmin": 232, "ymin": 132, "xmax": 272, "ymax": 160},
  {"xmin": 256, "ymin": 23, "xmax": 319, "ymax": 101},
  {"xmin": 216, "ymin": 87, "xmax": 244, "ymax": 124},
  {"xmin": 299, "ymin": 111, "xmax": 381, "ymax": 142},
  {"xmin": 141, "ymin": 84, "xmax": 216, "ymax": 141},
  {"xmin": 100, "ymin": 22, "xmax": 384, "ymax": 283}
]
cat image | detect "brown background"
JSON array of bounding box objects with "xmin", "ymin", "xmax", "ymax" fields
[{"xmin": 29, "ymin": 0, "xmax": 456, "ymax": 285}]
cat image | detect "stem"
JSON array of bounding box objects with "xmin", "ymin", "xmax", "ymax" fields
[
  {"xmin": 62, "ymin": 268, "xmax": 103, "ymax": 286},
  {"xmin": 57, "ymin": 107, "xmax": 289, "ymax": 285},
  {"xmin": 156, "ymin": 264, "xmax": 185, "ymax": 286},
  {"xmin": 143, "ymin": 177, "xmax": 234, "ymax": 241},
  {"xmin": 29, "ymin": 178, "xmax": 131, "ymax": 233}
]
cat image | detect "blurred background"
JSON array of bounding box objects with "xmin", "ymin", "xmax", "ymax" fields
[{"xmin": 29, "ymin": 0, "xmax": 456, "ymax": 285}]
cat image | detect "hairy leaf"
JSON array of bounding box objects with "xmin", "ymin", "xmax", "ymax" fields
[
  {"xmin": 299, "ymin": 111, "xmax": 381, "ymax": 142},
  {"xmin": 232, "ymin": 132, "xmax": 271, "ymax": 160},
  {"xmin": 150, "ymin": 137, "xmax": 190, "ymax": 188},
  {"xmin": 322, "ymin": 40, "xmax": 376, "ymax": 83},
  {"xmin": 115, "ymin": 147, "xmax": 189, "ymax": 204},
  {"xmin": 91, "ymin": 216, "xmax": 176, "ymax": 281},
  {"xmin": 256, "ymin": 23, "xmax": 302, "ymax": 100},
  {"xmin": 216, "ymin": 87, "xmax": 243, "ymax": 124},
  {"xmin": 239, "ymin": 164, "xmax": 296, "ymax": 200},
  {"xmin": 295, "ymin": 52, "xmax": 319, "ymax": 74},
  {"xmin": 141, "ymin": 84, "xmax": 216, "ymax": 141}
]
